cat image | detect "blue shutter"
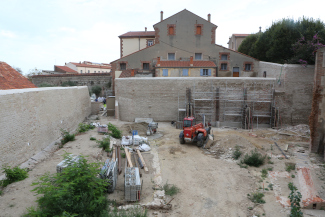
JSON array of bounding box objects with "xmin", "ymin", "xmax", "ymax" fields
[
  {"xmin": 163, "ymin": 69, "xmax": 168, "ymax": 76},
  {"xmin": 183, "ymin": 69, "xmax": 188, "ymax": 76},
  {"xmin": 208, "ymin": 69, "xmax": 211, "ymax": 76},
  {"xmin": 200, "ymin": 69, "xmax": 203, "ymax": 76}
]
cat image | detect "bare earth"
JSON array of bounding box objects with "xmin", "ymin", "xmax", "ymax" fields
[{"xmin": 1, "ymin": 116, "xmax": 325, "ymax": 217}]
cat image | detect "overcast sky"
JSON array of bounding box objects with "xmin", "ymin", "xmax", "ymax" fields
[{"xmin": 0, "ymin": 0, "xmax": 324, "ymax": 74}]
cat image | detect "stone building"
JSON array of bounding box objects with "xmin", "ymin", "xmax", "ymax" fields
[
  {"xmin": 110, "ymin": 9, "xmax": 259, "ymax": 90},
  {"xmin": 64, "ymin": 61, "xmax": 111, "ymax": 74},
  {"xmin": 227, "ymin": 34, "xmax": 250, "ymax": 51}
]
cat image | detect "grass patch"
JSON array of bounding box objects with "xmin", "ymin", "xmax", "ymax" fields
[
  {"xmin": 248, "ymin": 192, "xmax": 266, "ymax": 204},
  {"xmin": 241, "ymin": 149, "xmax": 266, "ymax": 167},
  {"xmin": 90, "ymin": 137, "xmax": 96, "ymax": 141},
  {"xmin": 292, "ymin": 174, "xmax": 295, "ymax": 178},
  {"xmin": 107, "ymin": 123, "xmax": 122, "ymax": 139},
  {"xmin": 261, "ymin": 169, "xmax": 268, "ymax": 179},
  {"xmin": 268, "ymin": 160, "xmax": 274, "ymax": 164},
  {"xmin": 0, "ymin": 190, "xmax": 2, "ymax": 195},
  {"xmin": 163, "ymin": 182, "xmax": 180, "ymax": 196},
  {"xmin": 96, "ymin": 137, "xmax": 111, "ymax": 152},
  {"xmin": 60, "ymin": 129, "xmax": 75, "ymax": 145},
  {"xmin": 77, "ymin": 123, "xmax": 95, "ymax": 133},
  {"xmin": 0, "ymin": 166, "xmax": 28, "ymax": 187},
  {"xmin": 121, "ymin": 153, "xmax": 126, "ymax": 158},
  {"xmin": 232, "ymin": 145, "xmax": 242, "ymax": 160},
  {"xmin": 264, "ymin": 188, "xmax": 269, "ymax": 191},
  {"xmin": 268, "ymin": 183, "xmax": 274, "ymax": 190},
  {"xmin": 286, "ymin": 164, "xmax": 296, "ymax": 172}
]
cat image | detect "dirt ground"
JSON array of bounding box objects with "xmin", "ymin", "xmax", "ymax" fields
[{"xmin": 1, "ymin": 116, "xmax": 325, "ymax": 217}]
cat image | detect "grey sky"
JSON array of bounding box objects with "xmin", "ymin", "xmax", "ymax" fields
[{"xmin": 0, "ymin": 0, "xmax": 324, "ymax": 74}]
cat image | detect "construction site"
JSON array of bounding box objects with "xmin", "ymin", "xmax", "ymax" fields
[{"xmin": 1, "ymin": 48, "xmax": 325, "ymax": 217}]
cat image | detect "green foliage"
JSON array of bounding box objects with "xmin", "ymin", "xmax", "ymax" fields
[
  {"xmin": 61, "ymin": 81, "xmax": 77, "ymax": 87},
  {"xmin": 286, "ymin": 164, "xmax": 296, "ymax": 172},
  {"xmin": 163, "ymin": 182, "xmax": 180, "ymax": 196},
  {"xmin": 0, "ymin": 166, "xmax": 28, "ymax": 187},
  {"xmin": 91, "ymin": 85, "xmax": 102, "ymax": 98},
  {"xmin": 60, "ymin": 129, "xmax": 75, "ymax": 145},
  {"xmin": 38, "ymin": 83, "xmax": 55, "ymax": 87},
  {"xmin": 288, "ymin": 182, "xmax": 303, "ymax": 217},
  {"xmin": 239, "ymin": 17, "xmax": 325, "ymax": 64},
  {"xmin": 97, "ymin": 137, "xmax": 111, "ymax": 152},
  {"xmin": 248, "ymin": 192, "xmax": 266, "ymax": 204},
  {"xmin": 232, "ymin": 145, "xmax": 242, "ymax": 160},
  {"xmin": 107, "ymin": 123, "xmax": 122, "ymax": 139},
  {"xmin": 121, "ymin": 153, "xmax": 126, "ymax": 158},
  {"xmin": 90, "ymin": 137, "xmax": 96, "ymax": 141},
  {"xmin": 261, "ymin": 169, "xmax": 268, "ymax": 179},
  {"xmin": 241, "ymin": 149, "xmax": 266, "ymax": 167},
  {"xmin": 25, "ymin": 154, "xmax": 109, "ymax": 217},
  {"xmin": 77, "ymin": 123, "xmax": 95, "ymax": 133},
  {"xmin": 268, "ymin": 183, "xmax": 274, "ymax": 190},
  {"xmin": 292, "ymin": 174, "xmax": 296, "ymax": 178},
  {"xmin": 0, "ymin": 190, "xmax": 2, "ymax": 195}
]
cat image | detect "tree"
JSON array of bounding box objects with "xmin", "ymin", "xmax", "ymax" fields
[
  {"xmin": 238, "ymin": 34, "xmax": 259, "ymax": 56},
  {"xmin": 239, "ymin": 17, "xmax": 325, "ymax": 64},
  {"xmin": 13, "ymin": 67, "xmax": 23, "ymax": 74},
  {"xmin": 91, "ymin": 85, "xmax": 102, "ymax": 98},
  {"xmin": 26, "ymin": 67, "xmax": 42, "ymax": 79}
]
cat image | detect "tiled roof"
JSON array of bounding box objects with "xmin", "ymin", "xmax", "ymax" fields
[
  {"xmin": 119, "ymin": 71, "xmax": 132, "ymax": 78},
  {"xmin": 119, "ymin": 31, "xmax": 155, "ymax": 38},
  {"xmin": 233, "ymin": 34, "xmax": 250, "ymax": 37},
  {"xmin": 55, "ymin": 65, "xmax": 78, "ymax": 73},
  {"xmin": 0, "ymin": 62, "xmax": 36, "ymax": 90},
  {"xmin": 156, "ymin": 61, "xmax": 216, "ymax": 68},
  {"xmin": 69, "ymin": 62, "xmax": 111, "ymax": 69},
  {"xmin": 31, "ymin": 73, "xmax": 111, "ymax": 78},
  {"xmin": 215, "ymin": 44, "xmax": 259, "ymax": 61}
]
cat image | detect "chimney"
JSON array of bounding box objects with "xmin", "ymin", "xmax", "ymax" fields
[
  {"xmin": 161, "ymin": 11, "xmax": 163, "ymax": 21},
  {"xmin": 157, "ymin": 57, "xmax": 161, "ymax": 66},
  {"xmin": 190, "ymin": 56, "xmax": 193, "ymax": 66},
  {"xmin": 208, "ymin": 14, "xmax": 211, "ymax": 22},
  {"xmin": 145, "ymin": 27, "xmax": 147, "ymax": 32},
  {"xmin": 131, "ymin": 69, "xmax": 135, "ymax": 77}
]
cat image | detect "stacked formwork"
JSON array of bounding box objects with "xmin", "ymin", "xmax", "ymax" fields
[
  {"xmin": 125, "ymin": 167, "xmax": 141, "ymax": 201},
  {"xmin": 100, "ymin": 159, "xmax": 118, "ymax": 193}
]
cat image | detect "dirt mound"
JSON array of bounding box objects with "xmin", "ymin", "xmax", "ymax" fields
[{"xmin": 120, "ymin": 122, "xmax": 148, "ymax": 136}]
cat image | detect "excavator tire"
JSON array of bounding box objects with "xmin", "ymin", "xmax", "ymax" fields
[
  {"xmin": 196, "ymin": 133, "xmax": 204, "ymax": 147},
  {"xmin": 179, "ymin": 132, "xmax": 185, "ymax": 144}
]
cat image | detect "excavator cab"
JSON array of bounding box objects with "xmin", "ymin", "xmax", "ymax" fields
[{"xmin": 183, "ymin": 117, "xmax": 196, "ymax": 129}]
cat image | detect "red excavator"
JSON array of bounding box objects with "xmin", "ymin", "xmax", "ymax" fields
[{"xmin": 179, "ymin": 104, "xmax": 211, "ymax": 147}]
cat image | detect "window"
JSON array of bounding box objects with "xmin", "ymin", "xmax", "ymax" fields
[
  {"xmin": 162, "ymin": 69, "xmax": 168, "ymax": 76},
  {"xmin": 196, "ymin": 26, "xmax": 202, "ymax": 35},
  {"xmin": 169, "ymin": 26, "xmax": 174, "ymax": 35},
  {"xmin": 245, "ymin": 64, "xmax": 251, "ymax": 71},
  {"xmin": 200, "ymin": 69, "xmax": 211, "ymax": 76},
  {"xmin": 182, "ymin": 69, "xmax": 189, "ymax": 76},
  {"xmin": 88, "ymin": 70, "xmax": 90, "ymax": 73},
  {"xmin": 221, "ymin": 63, "xmax": 227, "ymax": 70},
  {"xmin": 80, "ymin": 70, "xmax": 82, "ymax": 73},
  {"xmin": 143, "ymin": 63, "xmax": 149, "ymax": 70},
  {"xmin": 195, "ymin": 53, "xmax": 202, "ymax": 60},
  {"xmin": 120, "ymin": 63, "xmax": 126, "ymax": 70},
  {"xmin": 221, "ymin": 54, "xmax": 228, "ymax": 60},
  {"xmin": 263, "ymin": 71, "xmax": 267, "ymax": 77},
  {"xmin": 168, "ymin": 53, "xmax": 175, "ymax": 60},
  {"xmin": 148, "ymin": 40, "xmax": 153, "ymax": 46},
  {"xmin": 94, "ymin": 71, "xmax": 96, "ymax": 73}
]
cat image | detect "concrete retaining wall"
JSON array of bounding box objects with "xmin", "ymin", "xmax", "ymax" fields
[
  {"xmin": 259, "ymin": 62, "xmax": 315, "ymax": 125},
  {"xmin": 0, "ymin": 86, "xmax": 91, "ymax": 174}
]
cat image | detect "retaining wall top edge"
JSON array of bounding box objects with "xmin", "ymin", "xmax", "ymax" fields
[
  {"xmin": 260, "ymin": 61, "xmax": 315, "ymax": 68},
  {"xmin": 0, "ymin": 86, "xmax": 88, "ymax": 95},
  {"xmin": 115, "ymin": 77, "xmax": 276, "ymax": 81}
]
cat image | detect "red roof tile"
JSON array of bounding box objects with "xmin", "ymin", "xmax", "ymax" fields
[
  {"xmin": 55, "ymin": 65, "xmax": 78, "ymax": 73},
  {"xmin": 156, "ymin": 60, "xmax": 216, "ymax": 68},
  {"xmin": 119, "ymin": 31, "xmax": 155, "ymax": 38},
  {"xmin": 69, "ymin": 62, "xmax": 111, "ymax": 69},
  {"xmin": 0, "ymin": 62, "xmax": 36, "ymax": 90},
  {"xmin": 119, "ymin": 71, "xmax": 132, "ymax": 78}
]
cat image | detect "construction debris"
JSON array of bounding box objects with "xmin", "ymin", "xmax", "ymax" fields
[{"xmin": 56, "ymin": 155, "xmax": 81, "ymax": 173}]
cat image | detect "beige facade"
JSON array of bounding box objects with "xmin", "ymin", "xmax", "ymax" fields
[
  {"xmin": 156, "ymin": 67, "xmax": 216, "ymax": 77},
  {"xmin": 65, "ymin": 61, "xmax": 111, "ymax": 74},
  {"xmin": 228, "ymin": 34, "xmax": 250, "ymax": 51}
]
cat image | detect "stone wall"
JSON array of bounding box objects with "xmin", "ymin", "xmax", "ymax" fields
[
  {"xmin": 31, "ymin": 73, "xmax": 112, "ymax": 95},
  {"xmin": 0, "ymin": 87, "xmax": 91, "ymax": 174},
  {"xmin": 115, "ymin": 77, "xmax": 275, "ymax": 128},
  {"xmin": 259, "ymin": 61, "xmax": 315, "ymax": 125}
]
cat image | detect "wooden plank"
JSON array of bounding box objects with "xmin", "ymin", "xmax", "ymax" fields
[
  {"xmin": 117, "ymin": 147, "xmax": 122, "ymax": 174},
  {"xmin": 136, "ymin": 149, "xmax": 148, "ymax": 172},
  {"xmin": 125, "ymin": 148, "xmax": 133, "ymax": 167},
  {"xmin": 133, "ymin": 152, "xmax": 142, "ymax": 177},
  {"xmin": 112, "ymin": 146, "xmax": 116, "ymax": 160}
]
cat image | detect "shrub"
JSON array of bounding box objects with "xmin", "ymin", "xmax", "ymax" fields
[
  {"xmin": 292, "ymin": 174, "xmax": 295, "ymax": 178},
  {"xmin": 60, "ymin": 130, "xmax": 75, "ymax": 145},
  {"xmin": 91, "ymin": 85, "xmax": 102, "ymax": 98},
  {"xmin": 24, "ymin": 154, "xmax": 109, "ymax": 217},
  {"xmin": 163, "ymin": 182, "xmax": 180, "ymax": 196},
  {"xmin": 107, "ymin": 123, "xmax": 122, "ymax": 139},
  {"xmin": 61, "ymin": 81, "xmax": 77, "ymax": 87},
  {"xmin": 288, "ymin": 182, "xmax": 303, "ymax": 217},
  {"xmin": 0, "ymin": 166, "xmax": 28, "ymax": 187},
  {"xmin": 241, "ymin": 149, "xmax": 266, "ymax": 167},
  {"xmin": 261, "ymin": 169, "xmax": 268, "ymax": 179},
  {"xmin": 38, "ymin": 83, "xmax": 55, "ymax": 87},
  {"xmin": 248, "ymin": 192, "xmax": 266, "ymax": 204},
  {"xmin": 268, "ymin": 183, "xmax": 274, "ymax": 190},
  {"xmin": 90, "ymin": 137, "xmax": 96, "ymax": 141},
  {"xmin": 97, "ymin": 137, "xmax": 111, "ymax": 152},
  {"xmin": 121, "ymin": 153, "xmax": 126, "ymax": 158},
  {"xmin": 232, "ymin": 145, "xmax": 242, "ymax": 160},
  {"xmin": 77, "ymin": 123, "xmax": 95, "ymax": 133},
  {"xmin": 286, "ymin": 164, "xmax": 296, "ymax": 173},
  {"xmin": 0, "ymin": 190, "xmax": 2, "ymax": 195}
]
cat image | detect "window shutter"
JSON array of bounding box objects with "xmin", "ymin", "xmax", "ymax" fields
[
  {"xmin": 208, "ymin": 69, "xmax": 211, "ymax": 76},
  {"xmin": 200, "ymin": 69, "xmax": 203, "ymax": 76},
  {"xmin": 183, "ymin": 69, "xmax": 188, "ymax": 76},
  {"xmin": 163, "ymin": 69, "xmax": 168, "ymax": 76}
]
